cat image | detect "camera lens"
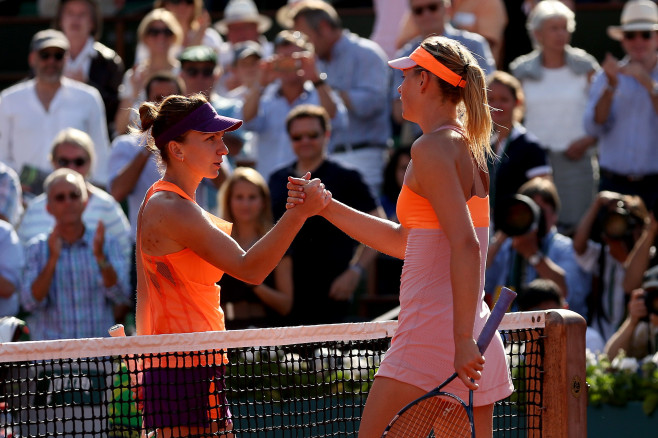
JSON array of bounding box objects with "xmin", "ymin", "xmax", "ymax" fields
[
  {"xmin": 602, "ymin": 211, "xmax": 631, "ymax": 240},
  {"xmin": 644, "ymin": 289, "xmax": 658, "ymax": 316},
  {"xmin": 494, "ymin": 194, "xmax": 541, "ymax": 236}
]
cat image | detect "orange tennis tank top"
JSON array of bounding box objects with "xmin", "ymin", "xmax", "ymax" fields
[
  {"xmin": 396, "ymin": 124, "xmax": 489, "ymax": 229},
  {"xmin": 138, "ymin": 181, "xmax": 233, "ymax": 338},
  {"xmin": 396, "ymin": 185, "xmax": 489, "ymax": 229}
]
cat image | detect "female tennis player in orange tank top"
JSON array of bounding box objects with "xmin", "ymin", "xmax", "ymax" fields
[
  {"xmin": 288, "ymin": 36, "xmax": 514, "ymax": 437},
  {"xmin": 133, "ymin": 93, "xmax": 330, "ymax": 436}
]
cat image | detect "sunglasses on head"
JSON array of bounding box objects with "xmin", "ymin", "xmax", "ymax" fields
[
  {"xmin": 146, "ymin": 27, "xmax": 174, "ymax": 38},
  {"xmin": 412, "ymin": 2, "xmax": 441, "ymax": 16},
  {"xmin": 53, "ymin": 191, "xmax": 82, "ymax": 203},
  {"xmin": 57, "ymin": 157, "xmax": 87, "ymax": 167},
  {"xmin": 183, "ymin": 66, "xmax": 214, "ymax": 77},
  {"xmin": 290, "ymin": 131, "xmax": 321, "ymax": 142},
  {"xmin": 38, "ymin": 50, "xmax": 65, "ymax": 61},
  {"xmin": 623, "ymin": 30, "xmax": 653, "ymax": 40}
]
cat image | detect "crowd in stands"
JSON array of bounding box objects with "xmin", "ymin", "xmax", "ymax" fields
[{"xmin": 1, "ymin": 0, "xmax": 657, "ymax": 363}]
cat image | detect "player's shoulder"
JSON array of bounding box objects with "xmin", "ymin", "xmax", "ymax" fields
[
  {"xmin": 414, "ymin": 128, "xmax": 465, "ymax": 157},
  {"xmin": 144, "ymin": 190, "xmax": 201, "ymax": 224}
]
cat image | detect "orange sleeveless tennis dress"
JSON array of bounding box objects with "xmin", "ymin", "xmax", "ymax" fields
[
  {"xmin": 375, "ymin": 127, "xmax": 514, "ymax": 406},
  {"xmin": 137, "ymin": 180, "xmax": 233, "ymax": 428},
  {"xmin": 138, "ymin": 180, "xmax": 232, "ymax": 340}
]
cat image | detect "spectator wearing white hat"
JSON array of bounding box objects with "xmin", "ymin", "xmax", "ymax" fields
[
  {"xmin": 583, "ymin": 0, "xmax": 658, "ymax": 212},
  {"xmin": 214, "ymin": 0, "xmax": 274, "ymax": 95}
]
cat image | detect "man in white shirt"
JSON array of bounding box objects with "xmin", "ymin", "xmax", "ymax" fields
[{"xmin": 0, "ymin": 29, "xmax": 110, "ymax": 195}]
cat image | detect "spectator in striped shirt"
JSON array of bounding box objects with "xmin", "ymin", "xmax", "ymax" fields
[{"xmin": 20, "ymin": 168, "xmax": 130, "ymax": 340}]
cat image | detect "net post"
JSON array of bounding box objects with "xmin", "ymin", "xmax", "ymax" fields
[{"xmin": 542, "ymin": 309, "xmax": 587, "ymax": 437}]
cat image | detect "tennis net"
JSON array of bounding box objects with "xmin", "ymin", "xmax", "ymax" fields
[{"xmin": 0, "ymin": 310, "xmax": 586, "ymax": 437}]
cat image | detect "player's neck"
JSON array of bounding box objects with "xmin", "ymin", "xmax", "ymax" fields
[{"xmin": 162, "ymin": 168, "xmax": 201, "ymax": 202}]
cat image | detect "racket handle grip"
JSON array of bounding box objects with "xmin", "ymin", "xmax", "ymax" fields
[
  {"xmin": 108, "ymin": 323, "xmax": 126, "ymax": 338},
  {"xmin": 476, "ymin": 287, "xmax": 516, "ymax": 354}
]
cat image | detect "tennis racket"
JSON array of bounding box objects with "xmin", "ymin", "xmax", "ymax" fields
[{"xmin": 381, "ymin": 286, "xmax": 516, "ymax": 438}]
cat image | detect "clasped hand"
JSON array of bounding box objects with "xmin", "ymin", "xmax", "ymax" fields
[{"xmin": 286, "ymin": 172, "xmax": 332, "ymax": 214}]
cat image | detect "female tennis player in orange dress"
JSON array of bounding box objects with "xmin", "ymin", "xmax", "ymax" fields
[
  {"xmin": 133, "ymin": 93, "xmax": 330, "ymax": 436},
  {"xmin": 288, "ymin": 36, "xmax": 514, "ymax": 437}
]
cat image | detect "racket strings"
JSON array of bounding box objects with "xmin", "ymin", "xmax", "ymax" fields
[{"xmin": 385, "ymin": 395, "xmax": 472, "ymax": 438}]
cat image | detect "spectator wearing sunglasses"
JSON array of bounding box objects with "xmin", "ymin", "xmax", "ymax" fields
[
  {"xmin": 177, "ymin": 46, "xmax": 240, "ymax": 212},
  {"xmin": 17, "ymin": 128, "xmax": 131, "ymax": 269},
  {"xmin": 391, "ymin": 0, "xmax": 496, "ymax": 147},
  {"xmin": 19, "ymin": 168, "xmax": 130, "ymax": 341},
  {"xmin": 178, "ymin": 45, "xmax": 251, "ymax": 170},
  {"xmin": 133, "ymin": 0, "xmax": 223, "ymax": 68},
  {"xmin": 178, "ymin": 45, "xmax": 240, "ymax": 118},
  {"xmin": 114, "ymin": 8, "xmax": 183, "ymax": 136},
  {"xmin": 584, "ymin": 0, "xmax": 658, "ymax": 211},
  {"xmin": 268, "ymin": 104, "xmax": 383, "ymax": 325},
  {"xmin": 0, "ymin": 29, "xmax": 110, "ymax": 197}
]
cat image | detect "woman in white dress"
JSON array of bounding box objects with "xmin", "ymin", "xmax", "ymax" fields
[{"xmin": 510, "ymin": 0, "xmax": 600, "ymax": 235}]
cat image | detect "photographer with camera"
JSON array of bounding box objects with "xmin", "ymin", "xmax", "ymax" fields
[
  {"xmin": 573, "ymin": 191, "xmax": 649, "ymax": 341},
  {"xmin": 604, "ymin": 266, "xmax": 658, "ymax": 360},
  {"xmin": 623, "ymin": 202, "xmax": 658, "ymax": 294},
  {"xmin": 485, "ymin": 178, "xmax": 590, "ymax": 313}
]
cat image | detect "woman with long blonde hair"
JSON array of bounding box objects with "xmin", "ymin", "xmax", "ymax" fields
[
  {"xmin": 218, "ymin": 167, "xmax": 293, "ymax": 329},
  {"xmin": 289, "ymin": 36, "xmax": 514, "ymax": 437}
]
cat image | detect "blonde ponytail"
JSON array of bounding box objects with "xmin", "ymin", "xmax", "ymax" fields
[{"xmin": 420, "ymin": 36, "xmax": 493, "ymax": 171}]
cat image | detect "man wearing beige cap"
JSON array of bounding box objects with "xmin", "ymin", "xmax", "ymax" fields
[
  {"xmin": 0, "ymin": 29, "xmax": 110, "ymax": 196},
  {"xmin": 583, "ymin": 0, "xmax": 658, "ymax": 211}
]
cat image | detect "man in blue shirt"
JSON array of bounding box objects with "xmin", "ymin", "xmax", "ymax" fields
[
  {"xmin": 242, "ymin": 30, "xmax": 348, "ymax": 181},
  {"xmin": 583, "ymin": 0, "xmax": 658, "ymax": 210},
  {"xmin": 20, "ymin": 169, "xmax": 130, "ymax": 340},
  {"xmin": 392, "ymin": 0, "xmax": 496, "ymax": 145},
  {"xmin": 290, "ymin": 1, "xmax": 391, "ymax": 197}
]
